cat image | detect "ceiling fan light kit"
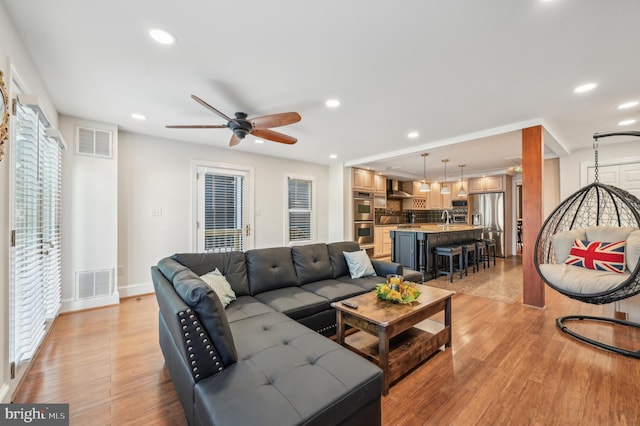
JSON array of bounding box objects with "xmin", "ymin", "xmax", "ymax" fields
[{"xmin": 167, "ymin": 94, "xmax": 301, "ymax": 147}]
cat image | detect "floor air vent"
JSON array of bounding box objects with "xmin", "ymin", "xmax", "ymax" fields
[
  {"xmin": 75, "ymin": 126, "xmax": 112, "ymax": 158},
  {"xmin": 76, "ymin": 269, "xmax": 113, "ymax": 299}
]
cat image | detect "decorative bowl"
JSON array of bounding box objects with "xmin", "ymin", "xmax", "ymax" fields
[{"xmin": 375, "ymin": 280, "xmax": 421, "ymax": 304}]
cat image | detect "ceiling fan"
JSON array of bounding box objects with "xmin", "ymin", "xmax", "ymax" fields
[{"xmin": 166, "ymin": 95, "xmax": 301, "ymax": 147}]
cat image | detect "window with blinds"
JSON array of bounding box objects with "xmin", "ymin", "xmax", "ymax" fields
[
  {"xmin": 287, "ymin": 176, "xmax": 315, "ymax": 243},
  {"xmin": 201, "ymin": 170, "xmax": 245, "ymax": 252},
  {"xmin": 10, "ymin": 100, "xmax": 63, "ymax": 368}
]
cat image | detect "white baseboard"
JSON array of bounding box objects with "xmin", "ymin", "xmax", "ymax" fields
[
  {"xmin": 118, "ymin": 281, "xmax": 154, "ymax": 298},
  {"xmin": 61, "ymin": 291, "xmax": 120, "ymax": 313},
  {"xmin": 0, "ymin": 382, "xmax": 9, "ymax": 403}
]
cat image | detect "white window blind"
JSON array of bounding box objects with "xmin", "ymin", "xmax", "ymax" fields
[
  {"xmin": 287, "ymin": 176, "xmax": 314, "ymax": 243},
  {"xmin": 10, "ymin": 100, "xmax": 63, "ymax": 367},
  {"xmin": 202, "ymin": 172, "xmax": 245, "ymax": 252}
]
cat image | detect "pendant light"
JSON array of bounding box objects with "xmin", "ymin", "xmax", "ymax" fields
[
  {"xmin": 419, "ymin": 153, "xmax": 431, "ymax": 192},
  {"xmin": 441, "ymin": 159, "xmax": 451, "ymax": 195},
  {"xmin": 457, "ymin": 164, "xmax": 467, "ymax": 197}
]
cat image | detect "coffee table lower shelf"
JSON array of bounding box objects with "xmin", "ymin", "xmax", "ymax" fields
[{"xmin": 343, "ymin": 321, "xmax": 450, "ymax": 392}]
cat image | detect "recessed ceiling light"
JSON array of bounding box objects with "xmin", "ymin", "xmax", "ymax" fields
[
  {"xmin": 149, "ymin": 28, "xmax": 176, "ymax": 45},
  {"xmin": 618, "ymin": 119, "xmax": 637, "ymax": 126},
  {"xmin": 574, "ymin": 83, "xmax": 597, "ymax": 93},
  {"xmin": 131, "ymin": 113, "xmax": 146, "ymax": 120},
  {"xmin": 407, "ymin": 131, "xmax": 419, "ymax": 139},
  {"xmin": 325, "ymin": 99, "xmax": 340, "ymax": 108},
  {"xmin": 254, "ymin": 139, "xmax": 264, "ymax": 144},
  {"xmin": 618, "ymin": 101, "xmax": 639, "ymax": 110},
  {"xmin": 329, "ymin": 154, "xmax": 338, "ymax": 159}
]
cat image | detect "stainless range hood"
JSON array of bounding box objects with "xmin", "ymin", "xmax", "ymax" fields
[{"xmin": 386, "ymin": 180, "xmax": 412, "ymax": 199}]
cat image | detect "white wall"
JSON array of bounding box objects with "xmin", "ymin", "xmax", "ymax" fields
[
  {"xmin": 59, "ymin": 116, "xmax": 119, "ymax": 311},
  {"xmin": 0, "ymin": 3, "xmax": 59, "ymax": 402},
  {"xmin": 559, "ymin": 139, "xmax": 640, "ymax": 199},
  {"xmin": 117, "ymin": 131, "xmax": 331, "ymax": 295}
]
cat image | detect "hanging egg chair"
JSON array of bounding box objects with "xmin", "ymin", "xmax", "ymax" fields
[{"xmin": 534, "ymin": 130, "xmax": 640, "ymax": 358}]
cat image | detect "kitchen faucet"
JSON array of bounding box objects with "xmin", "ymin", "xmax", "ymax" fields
[{"xmin": 441, "ymin": 210, "xmax": 451, "ymax": 229}]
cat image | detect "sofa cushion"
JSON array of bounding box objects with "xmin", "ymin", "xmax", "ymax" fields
[
  {"xmin": 246, "ymin": 247, "xmax": 298, "ymax": 295},
  {"xmin": 327, "ymin": 241, "xmax": 361, "ymax": 278},
  {"xmin": 172, "ymin": 251, "xmax": 250, "ymax": 296},
  {"xmin": 302, "ymin": 279, "xmax": 368, "ymax": 302},
  {"xmin": 337, "ymin": 275, "xmax": 385, "ymax": 291},
  {"xmin": 200, "ymin": 268, "xmax": 237, "ymax": 307},
  {"xmin": 343, "ymin": 249, "xmax": 377, "ymax": 278},
  {"xmin": 291, "ymin": 243, "xmax": 333, "ymax": 285},
  {"xmin": 254, "ymin": 287, "xmax": 330, "ymax": 320},
  {"xmin": 225, "ymin": 295, "xmax": 276, "ymax": 323},
  {"xmin": 194, "ymin": 311, "xmax": 382, "ymax": 426},
  {"xmin": 170, "ymin": 266, "xmax": 238, "ymax": 366}
]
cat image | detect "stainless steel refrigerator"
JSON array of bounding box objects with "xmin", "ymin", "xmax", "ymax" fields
[{"xmin": 469, "ymin": 192, "xmax": 505, "ymax": 257}]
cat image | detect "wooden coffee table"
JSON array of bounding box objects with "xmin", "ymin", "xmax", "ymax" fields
[{"xmin": 331, "ymin": 284, "xmax": 454, "ymax": 395}]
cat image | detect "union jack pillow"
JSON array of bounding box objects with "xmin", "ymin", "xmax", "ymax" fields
[{"xmin": 565, "ymin": 240, "xmax": 626, "ymax": 274}]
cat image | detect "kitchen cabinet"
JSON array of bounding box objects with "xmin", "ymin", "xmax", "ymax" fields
[
  {"xmin": 469, "ymin": 175, "xmax": 505, "ymax": 193},
  {"xmin": 352, "ymin": 168, "xmax": 374, "ymax": 191},
  {"xmin": 374, "ymin": 173, "xmax": 387, "ymax": 194},
  {"xmin": 402, "ymin": 197, "xmax": 428, "ymax": 210},
  {"xmin": 401, "ymin": 181, "xmax": 428, "ymax": 210},
  {"xmin": 374, "ymin": 226, "xmax": 393, "ymax": 257},
  {"xmin": 427, "ymin": 182, "xmax": 441, "ymax": 209},
  {"xmin": 451, "ymin": 179, "xmax": 468, "ymax": 200}
]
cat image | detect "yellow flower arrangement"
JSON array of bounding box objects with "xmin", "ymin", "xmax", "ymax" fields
[{"xmin": 375, "ymin": 281, "xmax": 421, "ymax": 304}]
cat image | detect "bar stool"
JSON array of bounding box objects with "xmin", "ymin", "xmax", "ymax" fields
[
  {"xmin": 461, "ymin": 242, "xmax": 477, "ymax": 275},
  {"xmin": 475, "ymin": 240, "xmax": 488, "ymax": 270},
  {"xmin": 483, "ymin": 238, "xmax": 497, "ymax": 267},
  {"xmin": 434, "ymin": 245, "xmax": 463, "ymax": 283}
]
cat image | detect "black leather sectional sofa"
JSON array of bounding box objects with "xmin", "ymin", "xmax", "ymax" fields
[{"xmin": 151, "ymin": 241, "xmax": 416, "ymax": 425}]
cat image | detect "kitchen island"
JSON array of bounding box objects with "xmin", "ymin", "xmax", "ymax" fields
[{"xmin": 390, "ymin": 225, "xmax": 484, "ymax": 279}]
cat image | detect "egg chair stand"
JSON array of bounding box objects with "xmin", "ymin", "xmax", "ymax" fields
[{"xmin": 534, "ymin": 130, "xmax": 640, "ymax": 358}]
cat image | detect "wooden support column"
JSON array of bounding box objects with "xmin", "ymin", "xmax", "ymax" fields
[{"xmin": 522, "ymin": 126, "xmax": 545, "ymax": 307}]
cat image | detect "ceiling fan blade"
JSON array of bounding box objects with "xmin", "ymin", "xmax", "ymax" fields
[
  {"xmin": 251, "ymin": 129, "xmax": 297, "ymax": 145},
  {"xmin": 229, "ymin": 133, "xmax": 242, "ymax": 147},
  {"xmin": 191, "ymin": 95, "xmax": 235, "ymax": 123},
  {"xmin": 250, "ymin": 112, "xmax": 301, "ymax": 130},
  {"xmin": 166, "ymin": 124, "xmax": 229, "ymax": 129}
]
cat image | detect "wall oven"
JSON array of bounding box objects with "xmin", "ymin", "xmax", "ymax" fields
[
  {"xmin": 354, "ymin": 221, "xmax": 374, "ymax": 245},
  {"xmin": 353, "ymin": 191, "xmax": 374, "ymax": 221}
]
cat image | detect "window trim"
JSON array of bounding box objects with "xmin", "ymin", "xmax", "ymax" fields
[{"xmin": 284, "ymin": 173, "xmax": 316, "ymax": 246}]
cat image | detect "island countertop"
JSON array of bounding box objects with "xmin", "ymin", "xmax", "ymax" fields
[{"xmin": 389, "ymin": 225, "xmax": 483, "ymax": 233}]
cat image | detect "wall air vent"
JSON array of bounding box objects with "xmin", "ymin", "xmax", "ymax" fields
[
  {"xmin": 76, "ymin": 269, "xmax": 113, "ymax": 299},
  {"xmin": 75, "ymin": 126, "xmax": 112, "ymax": 158}
]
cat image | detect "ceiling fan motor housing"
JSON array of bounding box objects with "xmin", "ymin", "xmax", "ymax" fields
[{"xmin": 228, "ymin": 112, "xmax": 252, "ymax": 139}]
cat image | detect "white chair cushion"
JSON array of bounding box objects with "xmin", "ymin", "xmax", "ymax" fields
[
  {"xmin": 626, "ymin": 229, "xmax": 640, "ymax": 272},
  {"xmin": 585, "ymin": 226, "xmax": 637, "ymax": 243},
  {"xmin": 539, "ymin": 263, "xmax": 629, "ymax": 295},
  {"xmin": 552, "ymin": 229, "xmax": 586, "ymax": 263}
]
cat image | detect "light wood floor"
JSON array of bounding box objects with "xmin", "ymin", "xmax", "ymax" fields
[{"xmin": 13, "ymin": 258, "xmax": 640, "ymax": 425}]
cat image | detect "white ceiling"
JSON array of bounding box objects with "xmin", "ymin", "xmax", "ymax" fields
[{"xmin": 3, "ymin": 0, "xmax": 639, "ymax": 180}]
